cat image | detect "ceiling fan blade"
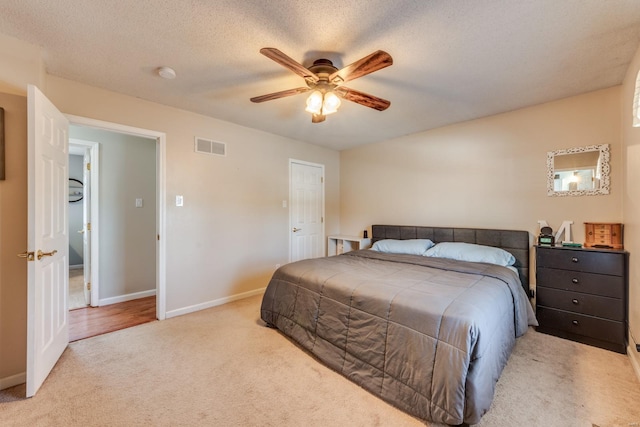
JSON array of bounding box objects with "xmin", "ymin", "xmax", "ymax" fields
[
  {"xmin": 250, "ymin": 87, "xmax": 310, "ymax": 103},
  {"xmin": 335, "ymin": 87, "xmax": 390, "ymax": 111},
  {"xmin": 329, "ymin": 50, "xmax": 392, "ymax": 85},
  {"xmin": 312, "ymin": 114, "xmax": 326, "ymax": 123},
  {"xmin": 260, "ymin": 48, "xmax": 319, "ymax": 83}
]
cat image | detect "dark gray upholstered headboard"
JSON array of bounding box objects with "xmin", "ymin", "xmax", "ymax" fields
[{"xmin": 371, "ymin": 225, "xmax": 531, "ymax": 293}]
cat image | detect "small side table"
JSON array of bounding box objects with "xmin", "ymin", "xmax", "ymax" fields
[{"xmin": 327, "ymin": 235, "xmax": 371, "ymax": 256}]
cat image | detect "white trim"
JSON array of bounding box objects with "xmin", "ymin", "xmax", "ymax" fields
[
  {"xmin": 165, "ymin": 288, "xmax": 266, "ymax": 319},
  {"xmin": 0, "ymin": 372, "xmax": 26, "ymax": 391},
  {"xmin": 288, "ymin": 159, "xmax": 326, "ymax": 262},
  {"xmin": 629, "ymin": 340, "xmax": 640, "ymax": 384},
  {"xmin": 69, "ymin": 264, "xmax": 83, "ymax": 270},
  {"xmin": 98, "ymin": 289, "xmax": 157, "ymax": 307},
  {"xmin": 65, "ymin": 114, "xmax": 167, "ymax": 320}
]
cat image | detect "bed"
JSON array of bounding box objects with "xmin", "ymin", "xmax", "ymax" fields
[{"xmin": 260, "ymin": 225, "xmax": 537, "ymax": 425}]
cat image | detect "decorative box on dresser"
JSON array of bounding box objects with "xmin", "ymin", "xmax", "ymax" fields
[{"xmin": 535, "ymin": 245, "xmax": 628, "ymax": 354}]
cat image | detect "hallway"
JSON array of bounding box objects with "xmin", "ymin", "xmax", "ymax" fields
[{"xmin": 69, "ymin": 297, "xmax": 156, "ymax": 342}]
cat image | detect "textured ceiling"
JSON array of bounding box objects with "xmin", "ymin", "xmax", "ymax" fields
[{"xmin": 1, "ymin": 1, "xmax": 640, "ymax": 151}]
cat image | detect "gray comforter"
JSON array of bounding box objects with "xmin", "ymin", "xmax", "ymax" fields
[{"xmin": 260, "ymin": 250, "xmax": 537, "ymax": 425}]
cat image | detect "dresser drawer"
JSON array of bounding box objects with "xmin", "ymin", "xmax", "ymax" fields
[
  {"xmin": 536, "ymin": 306, "xmax": 625, "ymax": 344},
  {"xmin": 536, "ymin": 247, "xmax": 624, "ymax": 275},
  {"xmin": 536, "ymin": 267, "xmax": 624, "ymax": 298},
  {"xmin": 536, "ymin": 287, "xmax": 624, "ymax": 321}
]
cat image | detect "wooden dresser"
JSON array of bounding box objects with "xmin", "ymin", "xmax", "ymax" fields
[{"xmin": 535, "ymin": 245, "xmax": 628, "ymax": 353}]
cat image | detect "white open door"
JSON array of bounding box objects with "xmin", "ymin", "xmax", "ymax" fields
[
  {"xmin": 25, "ymin": 85, "xmax": 70, "ymax": 397},
  {"xmin": 289, "ymin": 160, "xmax": 324, "ymax": 262},
  {"xmin": 82, "ymin": 150, "xmax": 91, "ymax": 305}
]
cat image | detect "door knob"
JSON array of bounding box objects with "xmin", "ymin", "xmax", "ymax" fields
[
  {"xmin": 37, "ymin": 249, "xmax": 58, "ymax": 260},
  {"xmin": 292, "ymin": 227, "xmax": 302, "ymax": 232}
]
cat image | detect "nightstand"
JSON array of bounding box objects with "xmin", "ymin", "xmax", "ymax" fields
[
  {"xmin": 327, "ymin": 235, "xmax": 371, "ymax": 256},
  {"xmin": 535, "ymin": 245, "xmax": 628, "ymax": 353}
]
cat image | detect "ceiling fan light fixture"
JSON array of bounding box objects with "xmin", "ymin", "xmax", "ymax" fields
[
  {"xmin": 322, "ymin": 91, "xmax": 341, "ymax": 115},
  {"xmin": 251, "ymin": 48, "xmax": 392, "ymax": 123},
  {"xmin": 305, "ymin": 90, "xmax": 323, "ymax": 114}
]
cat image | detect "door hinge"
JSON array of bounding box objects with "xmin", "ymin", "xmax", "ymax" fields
[
  {"xmin": 321, "ymin": 177, "xmax": 324, "ymax": 183},
  {"xmin": 86, "ymin": 162, "xmax": 91, "ymax": 171},
  {"xmin": 157, "ymin": 234, "xmax": 160, "ymax": 241},
  {"xmin": 87, "ymin": 222, "xmax": 91, "ymax": 231},
  {"xmin": 86, "ymin": 282, "xmax": 91, "ymax": 291},
  {"xmin": 321, "ymin": 217, "xmax": 324, "ymax": 223}
]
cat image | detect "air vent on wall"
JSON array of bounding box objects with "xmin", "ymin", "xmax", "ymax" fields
[{"xmin": 195, "ymin": 137, "xmax": 226, "ymax": 156}]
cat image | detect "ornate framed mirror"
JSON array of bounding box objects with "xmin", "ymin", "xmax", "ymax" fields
[{"xmin": 547, "ymin": 144, "xmax": 610, "ymax": 196}]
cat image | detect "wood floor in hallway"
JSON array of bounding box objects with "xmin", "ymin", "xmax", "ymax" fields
[{"xmin": 69, "ymin": 296, "xmax": 157, "ymax": 342}]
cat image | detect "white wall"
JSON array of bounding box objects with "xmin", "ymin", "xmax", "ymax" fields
[
  {"xmin": 621, "ymin": 43, "xmax": 640, "ymax": 373},
  {"xmin": 70, "ymin": 127, "xmax": 157, "ymax": 301},
  {"xmin": 68, "ymin": 154, "xmax": 84, "ymax": 267},
  {"xmin": 340, "ymin": 87, "xmax": 623, "ymax": 288}
]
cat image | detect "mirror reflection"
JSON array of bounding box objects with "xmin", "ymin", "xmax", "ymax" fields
[
  {"xmin": 553, "ymin": 151, "xmax": 600, "ymax": 191},
  {"xmin": 547, "ymin": 144, "xmax": 610, "ymax": 196}
]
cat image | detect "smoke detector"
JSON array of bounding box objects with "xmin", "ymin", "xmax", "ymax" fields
[{"xmin": 157, "ymin": 66, "xmax": 176, "ymax": 79}]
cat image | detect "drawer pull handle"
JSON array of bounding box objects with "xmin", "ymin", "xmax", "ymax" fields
[
  {"xmin": 572, "ymin": 299, "xmax": 579, "ymax": 305},
  {"xmin": 572, "ymin": 278, "xmax": 579, "ymax": 284},
  {"xmin": 571, "ymin": 257, "xmax": 579, "ymax": 263},
  {"xmin": 572, "ymin": 320, "xmax": 579, "ymax": 326}
]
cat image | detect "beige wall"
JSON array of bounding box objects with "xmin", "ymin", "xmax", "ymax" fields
[
  {"xmin": 44, "ymin": 76, "xmax": 341, "ymax": 314},
  {"xmin": 622, "ymin": 44, "xmax": 640, "ymax": 372},
  {"xmin": 3, "ymin": 32, "xmax": 638, "ymax": 388},
  {"xmin": 0, "ymin": 36, "xmax": 340, "ymax": 385},
  {"xmin": 0, "ymin": 92, "xmax": 27, "ymax": 386},
  {"xmin": 340, "ymin": 87, "xmax": 623, "ymax": 280},
  {"xmin": 0, "ymin": 33, "xmax": 44, "ymax": 96}
]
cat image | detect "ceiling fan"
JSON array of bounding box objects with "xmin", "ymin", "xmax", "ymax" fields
[{"xmin": 250, "ymin": 48, "xmax": 393, "ymax": 123}]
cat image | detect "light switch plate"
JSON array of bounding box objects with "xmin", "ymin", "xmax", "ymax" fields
[
  {"xmin": 135, "ymin": 198, "xmax": 143, "ymax": 208},
  {"xmin": 176, "ymin": 195, "xmax": 184, "ymax": 207}
]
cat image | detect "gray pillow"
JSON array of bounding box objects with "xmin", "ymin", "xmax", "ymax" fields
[
  {"xmin": 424, "ymin": 242, "xmax": 516, "ymax": 266},
  {"xmin": 371, "ymin": 239, "xmax": 435, "ymax": 255}
]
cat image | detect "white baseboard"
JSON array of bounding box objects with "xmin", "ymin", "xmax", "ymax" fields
[
  {"xmin": 629, "ymin": 338, "xmax": 640, "ymax": 384},
  {"xmin": 69, "ymin": 264, "xmax": 83, "ymax": 270},
  {"xmin": 0, "ymin": 372, "xmax": 25, "ymax": 391},
  {"xmin": 98, "ymin": 289, "xmax": 156, "ymax": 306},
  {"xmin": 165, "ymin": 287, "xmax": 266, "ymax": 319}
]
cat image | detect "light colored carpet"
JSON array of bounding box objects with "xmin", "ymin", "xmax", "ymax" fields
[
  {"xmin": 68, "ymin": 268, "xmax": 87, "ymax": 310},
  {"xmin": 1, "ymin": 294, "xmax": 639, "ymax": 426}
]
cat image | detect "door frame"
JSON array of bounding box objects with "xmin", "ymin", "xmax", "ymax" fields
[
  {"xmin": 65, "ymin": 114, "xmax": 168, "ymax": 320},
  {"xmin": 69, "ymin": 139, "xmax": 99, "ymax": 306},
  {"xmin": 288, "ymin": 159, "xmax": 325, "ymax": 262}
]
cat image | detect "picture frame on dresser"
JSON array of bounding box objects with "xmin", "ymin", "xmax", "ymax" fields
[{"xmin": 535, "ymin": 245, "xmax": 628, "ymax": 354}]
